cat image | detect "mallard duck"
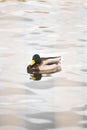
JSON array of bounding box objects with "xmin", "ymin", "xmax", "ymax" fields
[{"xmin": 27, "ymin": 54, "xmax": 61, "ymax": 74}]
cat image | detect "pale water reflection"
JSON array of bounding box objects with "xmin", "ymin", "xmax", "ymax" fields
[{"xmin": 0, "ymin": 0, "xmax": 87, "ymax": 130}]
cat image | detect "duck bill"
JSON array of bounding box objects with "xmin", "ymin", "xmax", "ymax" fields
[
  {"xmin": 30, "ymin": 60, "xmax": 35, "ymax": 66},
  {"xmin": 30, "ymin": 77, "xmax": 36, "ymax": 80}
]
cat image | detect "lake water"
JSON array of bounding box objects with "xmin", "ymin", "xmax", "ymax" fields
[{"xmin": 0, "ymin": 0, "xmax": 87, "ymax": 130}]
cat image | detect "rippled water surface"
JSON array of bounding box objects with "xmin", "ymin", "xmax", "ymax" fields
[{"xmin": 0, "ymin": 0, "xmax": 87, "ymax": 130}]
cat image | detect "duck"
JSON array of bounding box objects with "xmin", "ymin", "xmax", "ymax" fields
[{"xmin": 27, "ymin": 54, "xmax": 61, "ymax": 74}]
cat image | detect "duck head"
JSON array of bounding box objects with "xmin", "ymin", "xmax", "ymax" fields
[{"xmin": 30, "ymin": 54, "xmax": 41, "ymax": 66}]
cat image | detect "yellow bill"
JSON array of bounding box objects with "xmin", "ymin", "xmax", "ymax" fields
[
  {"xmin": 30, "ymin": 77, "xmax": 36, "ymax": 80},
  {"xmin": 30, "ymin": 60, "xmax": 35, "ymax": 66}
]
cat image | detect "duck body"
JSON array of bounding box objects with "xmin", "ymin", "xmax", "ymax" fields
[{"xmin": 27, "ymin": 54, "xmax": 61, "ymax": 74}]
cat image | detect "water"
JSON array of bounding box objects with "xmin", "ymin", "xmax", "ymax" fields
[{"xmin": 0, "ymin": 0, "xmax": 87, "ymax": 130}]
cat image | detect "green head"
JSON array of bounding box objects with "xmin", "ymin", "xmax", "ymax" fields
[{"xmin": 30, "ymin": 54, "xmax": 41, "ymax": 66}]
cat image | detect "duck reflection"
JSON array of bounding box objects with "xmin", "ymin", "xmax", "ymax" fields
[{"xmin": 28, "ymin": 67, "xmax": 61, "ymax": 81}]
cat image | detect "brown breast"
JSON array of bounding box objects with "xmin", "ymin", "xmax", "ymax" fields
[{"xmin": 27, "ymin": 65, "xmax": 39, "ymax": 74}]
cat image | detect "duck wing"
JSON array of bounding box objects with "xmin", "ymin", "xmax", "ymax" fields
[{"xmin": 41, "ymin": 56, "xmax": 61, "ymax": 65}]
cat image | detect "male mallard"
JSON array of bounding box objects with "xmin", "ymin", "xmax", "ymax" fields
[{"xmin": 27, "ymin": 54, "xmax": 61, "ymax": 74}]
